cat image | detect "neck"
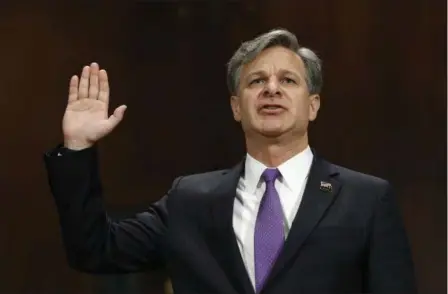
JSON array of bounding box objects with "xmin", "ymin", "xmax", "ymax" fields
[{"xmin": 245, "ymin": 133, "xmax": 309, "ymax": 167}]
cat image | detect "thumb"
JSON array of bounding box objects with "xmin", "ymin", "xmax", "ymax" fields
[{"xmin": 107, "ymin": 105, "xmax": 127, "ymax": 129}]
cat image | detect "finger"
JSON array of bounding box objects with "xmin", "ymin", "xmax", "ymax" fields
[
  {"xmin": 78, "ymin": 65, "xmax": 90, "ymax": 99},
  {"xmin": 68, "ymin": 75, "xmax": 79, "ymax": 103},
  {"xmin": 107, "ymin": 105, "xmax": 127, "ymax": 129},
  {"xmin": 98, "ymin": 69, "xmax": 110, "ymax": 103},
  {"xmin": 89, "ymin": 62, "xmax": 99, "ymax": 99}
]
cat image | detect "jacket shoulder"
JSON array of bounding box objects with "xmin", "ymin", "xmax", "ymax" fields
[
  {"xmin": 172, "ymin": 168, "xmax": 231, "ymax": 193},
  {"xmin": 328, "ymin": 160, "xmax": 391, "ymax": 191}
]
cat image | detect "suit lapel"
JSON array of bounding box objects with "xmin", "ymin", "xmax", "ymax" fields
[
  {"xmin": 263, "ymin": 154, "xmax": 342, "ymax": 290},
  {"xmin": 209, "ymin": 160, "xmax": 255, "ymax": 294}
]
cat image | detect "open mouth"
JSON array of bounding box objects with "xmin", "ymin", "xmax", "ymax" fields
[{"xmin": 259, "ymin": 104, "xmax": 285, "ymax": 114}]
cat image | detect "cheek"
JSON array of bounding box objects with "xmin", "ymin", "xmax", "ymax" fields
[
  {"xmin": 240, "ymin": 98, "xmax": 258, "ymax": 116},
  {"xmin": 240, "ymin": 106, "xmax": 256, "ymax": 124},
  {"xmin": 292, "ymin": 100, "xmax": 309, "ymax": 115}
]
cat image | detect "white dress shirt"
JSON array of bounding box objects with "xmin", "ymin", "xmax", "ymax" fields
[{"xmin": 232, "ymin": 146, "xmax": 314, "ymax": 289}]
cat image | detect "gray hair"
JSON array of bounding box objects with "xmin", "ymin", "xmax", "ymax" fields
[{"xmin": 226, "ymin": 28, "xmax": 323, "ymax": 96}]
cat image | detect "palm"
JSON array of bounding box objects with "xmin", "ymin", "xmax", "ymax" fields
[
  {"xmin": 63, "ymin": 99, "xmax": 109, "ymax": 142},
  {"xmin": 63, "ymin": 63, "xmax": 127, "ymax": 149}
]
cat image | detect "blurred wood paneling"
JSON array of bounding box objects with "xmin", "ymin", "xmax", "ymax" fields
[{"xmin": 0, "ymin": 1, "xmax": 445, "ymax": 293}]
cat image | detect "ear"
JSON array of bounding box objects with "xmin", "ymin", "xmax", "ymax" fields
[
  {"xmin": 230, "ymin": 95, "xmax": 242, "ymax": 122},
  {"xmin": 308, "ymin": 94, "xmax": 320, "ymax": 121}
]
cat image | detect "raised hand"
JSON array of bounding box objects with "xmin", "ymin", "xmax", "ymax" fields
[{"xmin": 62, "ymin": 63, "xmax": 127, "ymax": 150}]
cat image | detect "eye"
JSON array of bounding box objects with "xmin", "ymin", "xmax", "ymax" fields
[
  {"xmin": 249, "ymin": 78, "xmax": 265, "ymax": 85},
  {"xmin": 281, "ymin": 77, "xmax": 296, "ymax": 84}
]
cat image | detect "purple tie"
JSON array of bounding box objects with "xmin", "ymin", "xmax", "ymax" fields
[{"xmin": 254, "ymin": 168, "xmax": 285, "ymax": 292}]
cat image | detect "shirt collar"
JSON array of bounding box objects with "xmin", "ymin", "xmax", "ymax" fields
[{"xmin": 243, "ymin": 146, "xmax": 314, "ymax": 194}]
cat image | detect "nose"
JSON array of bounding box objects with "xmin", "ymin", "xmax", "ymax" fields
[{"xmin": 263, "ymin": 76, "xmax": 281, "ymax": 97}]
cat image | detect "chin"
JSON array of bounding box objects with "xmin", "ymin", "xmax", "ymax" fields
[{"xmin": 258, "ymin": 127, "xmax": 287, "ymax": 138}]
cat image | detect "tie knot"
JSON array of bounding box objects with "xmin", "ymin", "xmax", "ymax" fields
[{"xmin": 262, "ymin": 168, "xmax": 280, "ymax": 183}]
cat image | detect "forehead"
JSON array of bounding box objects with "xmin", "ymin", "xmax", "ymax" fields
[{"xmin": 241, "ymin": 46, "xmax": 306, "ymax": 77}]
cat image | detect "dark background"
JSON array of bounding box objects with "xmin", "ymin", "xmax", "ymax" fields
[{"xmin": 0, "ymin": 1, "xmax": 445, "ymax": 293}]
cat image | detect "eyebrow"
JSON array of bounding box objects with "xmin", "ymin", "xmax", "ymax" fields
[{"xmin": 245, "ymin": 69, "xmax": 301, "ymax": 80}]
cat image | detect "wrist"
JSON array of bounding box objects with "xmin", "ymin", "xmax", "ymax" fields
[{"xmin": 63, "ymin": 138, "xmax": 93, "ymax": 151}]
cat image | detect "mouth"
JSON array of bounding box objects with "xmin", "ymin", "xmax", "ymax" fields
[{"xmin": 258, "ymin": 104, "xmax": 286, "ymax": 115}]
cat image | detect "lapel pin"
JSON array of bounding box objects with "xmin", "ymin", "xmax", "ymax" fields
[{"xmin": 320, "ymin": 181, "xmax": 332, "ymax": 192}]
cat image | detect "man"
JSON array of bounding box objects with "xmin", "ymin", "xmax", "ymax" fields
[{"xmin": 44, "ymin": 29, "xmax": 416, "ymax": 293}]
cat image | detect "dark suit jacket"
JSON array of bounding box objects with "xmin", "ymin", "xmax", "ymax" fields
[{"xmin": 44, "ymin": 146, "xmax": 417, "ymax": 294}]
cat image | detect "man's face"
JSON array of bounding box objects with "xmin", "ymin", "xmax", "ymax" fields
[{"xmin": 230, "ymin": 46, "xmax": 320, "ymax": 139}]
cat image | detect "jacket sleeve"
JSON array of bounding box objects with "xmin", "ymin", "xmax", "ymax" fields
[
  {"xmin": 43, "ymin": 145, "xmax": 180, "ymax": 274},
  {"xmin": 367, "ymin": 181, "xmax": 417, "ymax": 293}
]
